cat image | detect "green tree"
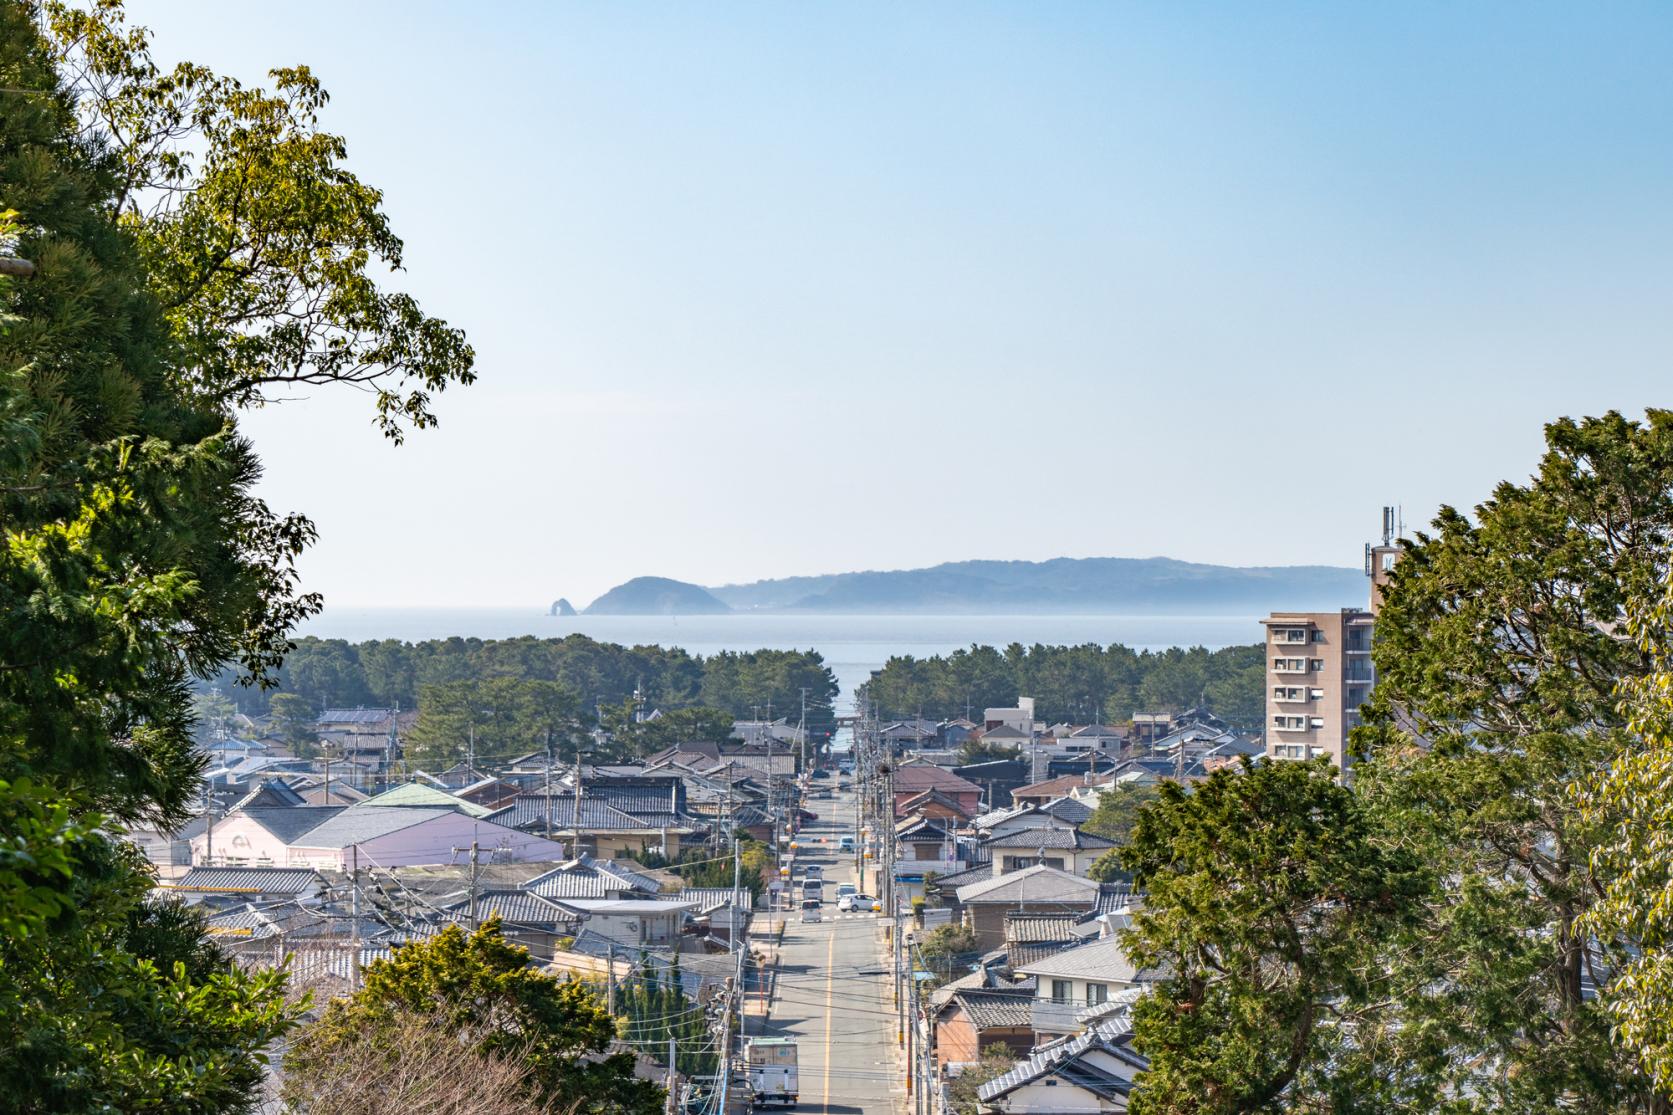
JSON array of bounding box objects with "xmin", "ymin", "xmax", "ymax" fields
[
  {"xmin": 1, "ymin": 1, "xmax": 477, "ymax": 1107},
  {"xmin": 408, "ymin": 677, "xmax": 584, "ymax": 770},
  {"xmin": 946, "ymin": 1048, "xmax": 1016, "ymax": 1115},
  {"xmin": 1120, "ymin": 759, "xmax": 1425, "ymax": 1115},
  {"xmin": 286, "ymin": 919, "xmax": 660, "ymax": 1115},
  {"xmin": 1580, "ymin": 576, "xmax": 1673, "ymax": 1093},
  {"xmin": 268, "ymin": 691, "xmax": 319, "ymax": 757},
  {"xmin": 1353, "ymin": 410, "xmax": 1673, "ymax": 1113},
  {"xmin": 1080, "ymin": 783, "xmax": 1159, "ymax": 883},
  {"xmin": 917, "ymin": 922, "xmax": 982, "ymax": 985}
]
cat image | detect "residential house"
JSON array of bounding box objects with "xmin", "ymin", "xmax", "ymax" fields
[
  {"xmin": 1004, "ymin": 911, "xmax": 1093, "ymax": 969},
  {"xmin": 976, "ymin": 1013, "xmax": 1147, "ymax": 1115},
  {"xmin": 933, "ymin": 990, "xmax": 1036, "ymax": 1069},
  {"xmin": 983, "ymin": 699, "xmax": 1037, "ymax": 738},
  {"xmin": 225, "ymin": 805, "xmax": 569, "ymax": 870},
  {"xmin": 164, "ymin": 865, "xmax": 326, "ymax": 908},
  {"xmin": 954, "ymin": 758, "xmax": 1032, "ymax": 809},
  {"xmin": 548, "ymin": 897, "xmax": 696, "ymax": 948},
  {"xmin": 1016, "ymin": 934, "xmax": 1166, "ymax": 1041},
  {"xmin": 891, "ymin": 763, "xmax": 984, "ymax": 817},
  {"xmin": 1011, "ymin": 772, "xmax": 1115, "ymax": 809},
  {"xmin": 440, "ymin": 889, "xmax": 579, "ymax": 956},
  {"xmin": 955, "ymin": 866, "xmax": 1103, "ymax": 950},
  {"xmin": 491, "ymin": 793, "xmax": 694, "ymax": 858},
  {"xmin": 193, "ymin": 805, "xmax": 346, "ymax": 866},
  {"xmin": 896, "ymin": 788, "xmax": 977, "ymax": 824},
  {"xmin": 983, "ymin": 828, "xmax": 1117, "ymax": 877}
]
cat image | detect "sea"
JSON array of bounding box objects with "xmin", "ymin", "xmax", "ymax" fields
[{"xmin": 295, "ymin": 609, "xmax": 1263, "ymax": 714}]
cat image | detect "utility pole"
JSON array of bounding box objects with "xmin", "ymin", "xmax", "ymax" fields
[
  {"xmin": 466, "ymin": 722, "xmax": 476, "ymax": 784},
  {"xmin": 607, "ymin": 944, "xmax": 617, "ymax": 1013},
  {"xmin": 544, "ymin": 728, "xmax": 554, "ymax": 841},
  {"xmin": 350, "ymin": 844, "xmax": 362, "ymax": 989},
  {"xmin": 468, "ymin": 837, "xmax": 481, "ymax": 929},
  {"xmin": 202, "ymin": 780, "xmax": 215, "ymax": 865}
]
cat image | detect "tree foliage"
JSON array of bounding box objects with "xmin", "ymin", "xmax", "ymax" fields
[
  {"xmin": 407, "ymin": 677, "xmax": 586, "ymax": 770},
  {"xmin": 208, "ymin": 636, "xmax": 840, "ymax": 741},
  {"xmin": 286, "ymin": 919, "xmax": 661, "ymax": 1115},
  {"xmin": 1579, "ymin": 574, "xmax": 1673, "ymax": 1092},
  {"xmin": 1, "ymin": 1, "xmax": 478, "ymax": 1106},
  {"xmin": 1349, "ymin": 410, "xmax": 1673, "ymax": 1112},
  {"xmin": 1080, "ymin": 783, "xmax": 1160, "ymax": 883},
  {"xmin": 1120, "ymin": 759, "xmax": 1425, "ymax": 1115},
  {"xmin": 857, "ymin": 642, "xmax": 1264, "ymax": 727}
]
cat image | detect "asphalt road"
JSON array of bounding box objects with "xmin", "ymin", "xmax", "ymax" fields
[{"xmin": 757, "ymin": 782, "xmax": 903, "ymax": 1115}]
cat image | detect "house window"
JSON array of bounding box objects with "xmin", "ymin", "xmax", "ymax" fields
[
  {"xmin": 1087, "ymin": 983, "xmax": 1108, "ymax": 1005},
  {"xmin": 1051, "ymin": 980, "xmax": 1072, "ymax": 1004},
  {"xmin": 1309, "ymin": 659, "xmax": 1325, "ymax": 672}
]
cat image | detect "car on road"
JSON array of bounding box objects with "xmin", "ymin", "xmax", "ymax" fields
[
  {"xmin": 838, "ymin": 893, "xmax": 875, "ymax": 913},
  {"xmin": 800, "ymin": 897, "xmax": 822, "ymax": 923},
  {"xmin": 838, "ymin": 836, "xmax": 855, "ymax": 853},
  {"xmin": 803, "ymin": 865, "xmax": 823, "ymax": 881},
  {"xmin": 835, "ymin": 883, "xmax": 857, "ymax": 902}
]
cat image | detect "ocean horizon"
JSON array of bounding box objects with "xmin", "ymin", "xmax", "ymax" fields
[{"xmin": 295, "ymin": 608, "xmax": 1265, "ymax": 712}]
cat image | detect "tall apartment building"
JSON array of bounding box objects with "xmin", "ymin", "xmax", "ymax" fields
[{"xmin": 1263, "ymin": 509, "xmax": 1401, "ymax": 770}]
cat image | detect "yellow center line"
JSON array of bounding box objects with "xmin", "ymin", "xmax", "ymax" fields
[{"xmin": 823, "ymin": 918, "xmax": 836, "ymax": 1110}]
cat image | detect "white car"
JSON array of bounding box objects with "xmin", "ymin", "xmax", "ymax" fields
[{"xmin": 838, "ymin": 893, "xmax": 874, "ymax": 913}]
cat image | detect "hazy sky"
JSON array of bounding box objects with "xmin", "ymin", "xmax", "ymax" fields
[{"xmin": 129, "ymin": 2, "xmax": 1673, "ymax": 608}]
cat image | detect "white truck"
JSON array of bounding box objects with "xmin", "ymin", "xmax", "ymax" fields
[{"xmin": 744, "ymin": 1037, "xmax": 799, "ymax": 1108}]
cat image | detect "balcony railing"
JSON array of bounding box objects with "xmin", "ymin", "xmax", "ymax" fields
[{"xmin": 1031, "ymin": 998, "xmax": 1083, "ymax": 1034}]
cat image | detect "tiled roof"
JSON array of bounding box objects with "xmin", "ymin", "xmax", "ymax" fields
[
  {"xmin": 928, "ymin": 864, "xmax": 993, "ymax": 892},
  {"xmin": 891, "ymin": 763, "xmax": 983, "ymax": 795},
  {"xmin": 1038, "ymin": 797, "xmax": 1094, "ymax": 824},
  {"xmin": 1014, "ymin": 932, "xmax": 1165, "ymax": 984},
  {"xmin": 1089, "ymin": 883, "xmax": 1138, "ymax": 917},
  {"xmin": 491, "ymin": 795, "xmax": 654, "ymax": 832},
  {"xmin": 983, "ymin": 827, "xmax": 1117, "ymax": 850},
  {"xmin": 522, "ymin": 858, "xmax": 661, "ymax": 899},
  {"xmin": 360, "ymin": 783, "xmax": 496, "ymax": 817},
  {"xmin": 1014, "ymin": 772, "xmax": 1116, "ymax": 799},
  {"xmin": 231, "ymin": 805, "xmax": 348, "ymax": 843},
  {"xmin": 173, "ymin": 866, "xmax": 324, "ymax": 894},
  {"xmin": 956, "ymin": 865, "xmax": 1101, "ymax": 906},
  {"xmin": 971, "ymin": 803, "xmax": 1029, "ymax": 830},
  {"xmin": 978, "ymin": 1015, "xmax": 1146, "ymax": 1103},
  {"xmin": 1008, "ymin": 941, "xmax": 1078, "ymax": 968},
  {"xmin": 1004, "ymin": 911, "xmax": 1082, "ymax": 943},
  {"xmin": 953, "ymin": 990, "xmax": 1035, "ymax": 1030},
  {"xmin": 285, "ymin": 806, "xmax": 455, "ymax": 848},
  {"xmin": 441, "ymin": 890, "xmax": 580, "ymax": 928},
  {"xmin": 678, "ymin": 887, "xmax": 755, "ymax": 914},
  {"xmin": 318, "ymin": 708, "xmax": 396, "ymax": 724}
]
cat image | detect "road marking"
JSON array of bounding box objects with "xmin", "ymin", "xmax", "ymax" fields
[{"xmin": 823, "ymin": 923, "xmax": 836, "ymax": 1110}]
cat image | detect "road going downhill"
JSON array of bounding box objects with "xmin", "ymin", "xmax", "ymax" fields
[{"xmin": 756, "ymin": 779, "xmax": 902, "ymax": 1115}]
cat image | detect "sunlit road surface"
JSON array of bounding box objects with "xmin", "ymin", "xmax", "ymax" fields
[{"xmin": 758, "ymin": 782, "xmax": 903, "ymax": 1115}]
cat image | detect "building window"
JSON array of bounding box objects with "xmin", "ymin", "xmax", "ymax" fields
[
  {"xmin": 1052, "ymin": 980, "xmax": 1072, "ymax": 1004},
  {"xmin": 1087, "ymin": 983, "xmax": 1108, "ymax": 1005},
  {"xmin": 1310, "ymin": 659, "xmax": 1325, "ymax": 672},
  {"xmin": 1313, "ymin": 630, "xmax": 1325, "ymax": 642}
]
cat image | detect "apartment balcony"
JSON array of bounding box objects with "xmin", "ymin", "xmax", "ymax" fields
[
  {"xmin": 1271, "ymin": 659, "xmax": 1311, "ymax": 675},
  {"xmin": 1031, "ymin": 998, "xmax": 1084, "ymax": 1036},
  {"xmin": 1271, "ymin": 717, "xmax": 1314, "ymax": 734},
  {"xmin": 1272, "ymin": 688, "xmax": 1310, "ymax": 704}
]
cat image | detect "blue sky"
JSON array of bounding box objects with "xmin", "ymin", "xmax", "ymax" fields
[{"xmin": 131, "ymin": 2, "xmax": 1673, "ymax": 606}]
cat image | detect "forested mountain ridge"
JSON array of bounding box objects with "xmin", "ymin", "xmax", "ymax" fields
[{"xmin": 598, "ymin": 556, "xmax": 1365, "ymax": 614}]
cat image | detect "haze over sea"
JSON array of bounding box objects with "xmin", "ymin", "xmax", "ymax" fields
[{"xmin": 297, "ymin": 609, "xmax": 1263, "ymax": 714}]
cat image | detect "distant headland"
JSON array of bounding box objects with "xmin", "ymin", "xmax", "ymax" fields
[{"xmin": 563, "ymin": 556, "xmax": 1366, "ymax": 616}]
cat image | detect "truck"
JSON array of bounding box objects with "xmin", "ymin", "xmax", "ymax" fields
[{"xmin": 744, "ymin": 1037, "xmax": 799, "ymax": 1108}]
